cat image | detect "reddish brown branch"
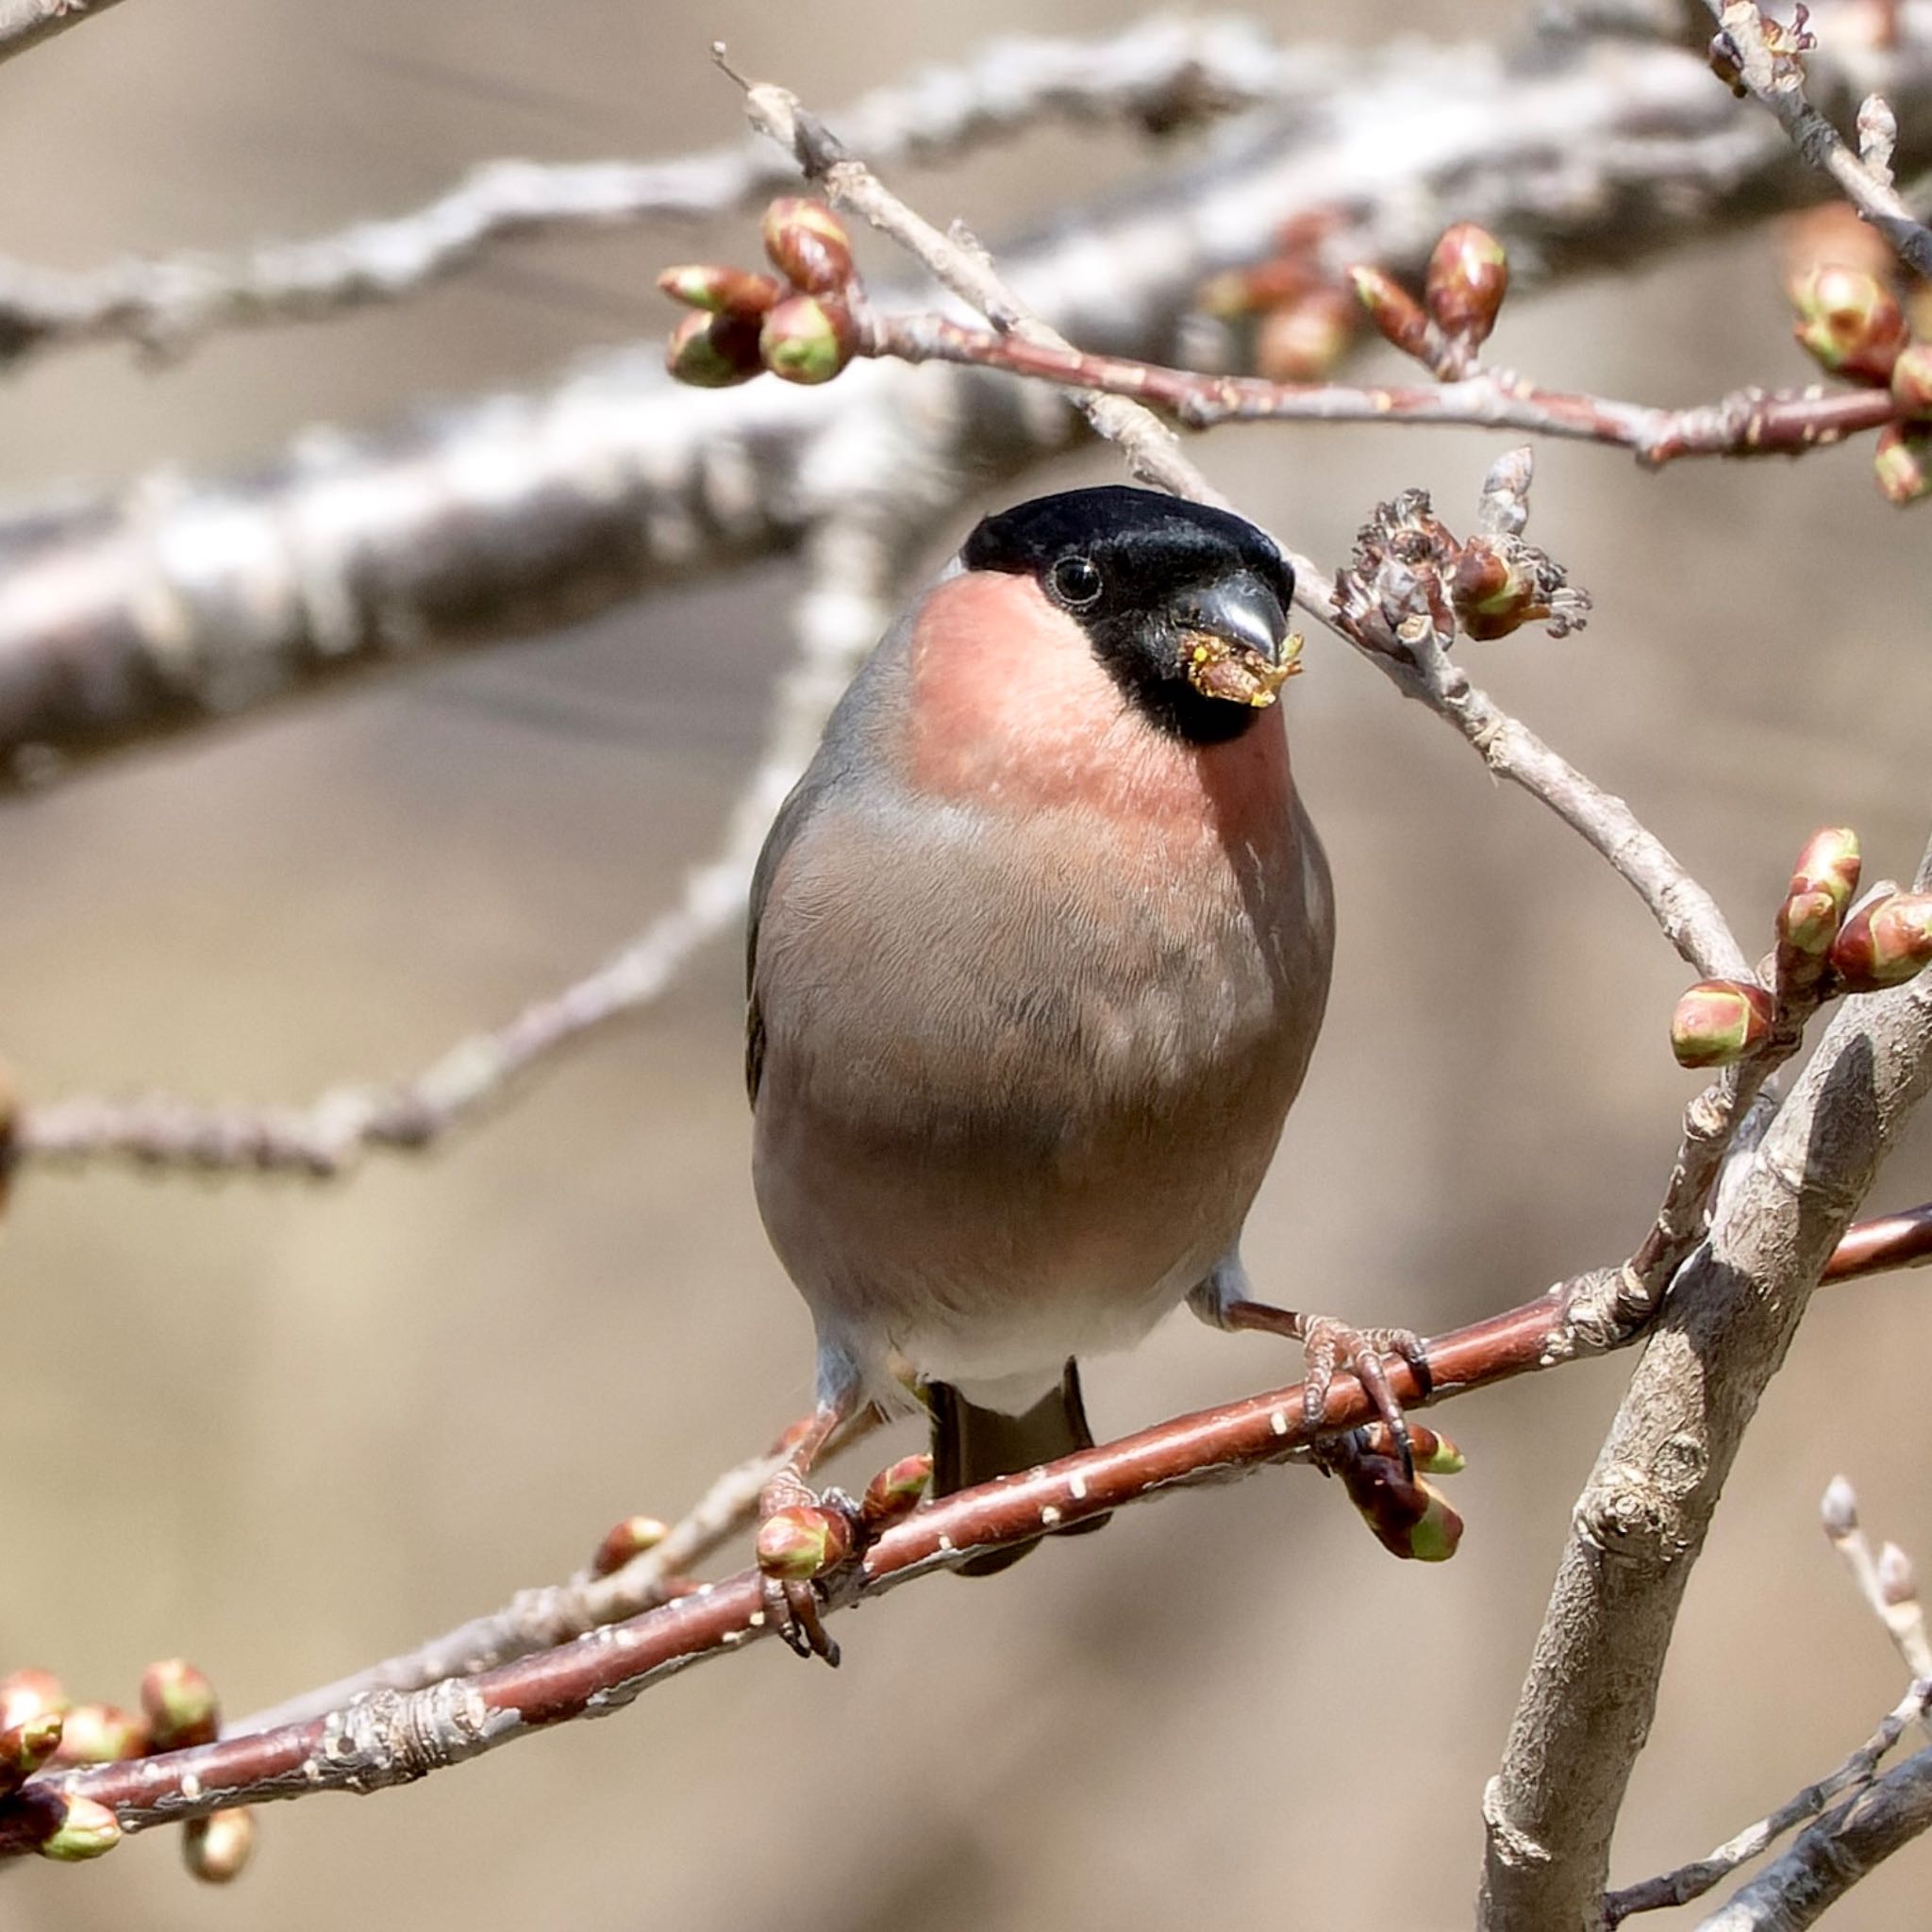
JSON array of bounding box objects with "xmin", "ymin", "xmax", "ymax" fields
[
  {"xmin": 1823, "ymin": 1201, "xmax": 1932, "ymax": 1280},
  {"xmin": 25, "ymin": 1291, "xmax": 1568, "ymax": 1843},
  {"xmin": 866, "ymin": 310, "xmax": 1903, "ymax": 467}
]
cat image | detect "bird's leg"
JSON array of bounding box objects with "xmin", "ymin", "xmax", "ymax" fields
[
  {"xmin": 754, "ymin": 1358, "xmax": 866, "ymax": 1665},
  {"xmin": 1189, "ymin": 1256, "xmax": 1432, "ymax": 1480}
]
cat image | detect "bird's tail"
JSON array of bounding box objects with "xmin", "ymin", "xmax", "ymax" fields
[{"xmin": 926, "ymin": 1360, "xmax": 1110, "ymax": 1577}]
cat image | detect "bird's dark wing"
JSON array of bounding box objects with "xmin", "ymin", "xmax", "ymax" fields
[{"xmin": 743, "ymin": 763, "xmax": 836, "ymax": 1108}]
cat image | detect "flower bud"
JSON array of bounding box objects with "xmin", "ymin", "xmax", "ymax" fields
[
  {"xmin": 0, "ymin": 1710, "xmax": 63, "ymax": 1794},
  {"xmin": 1790, "ymin": 263, "xmax": 1908, "ymax": 384},
  {"xmin": 38, "ymin": 1795, "xmax": 120, "ymax": 1862},
  {"xmin": 183, "ymin": 1807, "xmax": 255, "ymax": 1884},
  {"xmin": 1255, "ymin": 289, "xmax": 1356, "ymax": 382},
  {"xmin": 1449, "ymin": 536, "xmax": 1549, "ymax": 641},
  {"xmin": 141, "ymin": 1659, "xmax": 218, "ymax": 1752},
  {"xmin": 1821, "ymin": 1473, "xmax": 1859, "ymax": 1537},
  {"xmin": 1892, "ymin": 341, "xmax": 1932, "ymax": 418},
  {"xmin": 1346, "ymin": 264, "xmax": 1432, "ymax": 361},
  {"xmin": 1831, "ymin": 891, "xmax": 1932, "ymax": 991},
  {"xmin": 0, "ymin": 1669, "xmax": 68, "ymax": 1734},
  {"xmin": 1874, "ymin": 422, "xmax": 1932, "ymax": 505},
  {"xmin": 758, "ymin": 294, "xmax": 859, "ymax": 386},
  {"xmin": 664, "ymin": 310, "xmax": 763, "ymax": 389},
  {"xmin": 1335, "ymin": 1448, "xmax": 1464, "ymax": 1562},
  {"xmin": 859, "ymin": 1454, "xmax": 932, "ymax": 1528},
  {"xmin": 1670, "ymin": 980, "xmax": 1775, "ymax": 1068},
  {"xmin": 1424, "ymin": 224, "xmax": 1508, "ymax": 346},
  {"xmin": 590, "ymin": 1514, "xmax": 670, "ymax": 1580},
  {"xmin": 1879, "ymin": 1541, "xmax": 1919, "ymax": 1607},
  {"xmin": 51, "ymin": 1703, "xmax": 147, "ymax": 1765},
  {"xmin": 656, "ymin": 264, "xmax": 784, "ymax": 319},
  {"xmin": 760, "ymin": 198, "xmax": 856, "ymax": 295},
  {"xmin": 1777, "ymin": 825, "xmax": 1861, "ymax": 964},
  {"xmin": 755, "ymin": 1503, "xmax": 855, "ymax": 1582}
]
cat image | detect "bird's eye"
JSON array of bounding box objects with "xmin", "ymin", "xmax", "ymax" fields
[{"xmin": 1049, "ymin": 555, "xmax": 1103, "ymax": 609}]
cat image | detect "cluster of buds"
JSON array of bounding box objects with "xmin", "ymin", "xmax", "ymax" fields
[
  {"xmin": 1326, "ymin": 1423, "xmax": 1466, "ymax": 1562},
  {"xmin": 1671, "ymin": 826, "xmax": 1932, "ymax": 1068},
  {"xmin": 0, "ymin": 1659, "xmax": 254, "ymax": 1879},
  {"xmin": 1194, "ymin": 212, "xmax": 1361, "ymax": 383},
  {"xmin": 1783, "ymin": 205, "xmax": 1932, "ymax": 504},
  {"xmin": 1350, "ymin": 222, "xmax": 1510, "ymax": 376},
  {"xmin": 1708, "ymin": 1, "xmax": 1815, "ymax": 95},
  {"xmin": 661, "ymin": 198, "xmax": 861, "ymax": 391},
  {"xmin": 754, "ymin": 1454, "xmax": 931, "ymax": 1586}
]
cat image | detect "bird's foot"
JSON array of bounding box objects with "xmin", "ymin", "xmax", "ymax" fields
[
  {"xmin": 1294, "ymin": 1312, "xmax": 1433, "ymax": 1478},
  {"xmin": 1216, "ymin": 1297, "xmax": 1432, "ymax": 1477}
]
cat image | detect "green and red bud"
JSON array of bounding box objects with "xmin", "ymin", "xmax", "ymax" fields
[
  {"xmin": 183, "ymin": 1807, "xmax": 255, "ymax": 1885},
  {"xmin": 1335, "ymin": 1449, "xmax": 1464, "ymax": 1562},
  {"xmin": 37, "ymin": 1795, "xmax": 121, "ymax": 1862},
  {"xmin": 758, "ymin": 294, "xmax": 859, "ymax": 386},
  {"xmin": 1777, "ymin": 824, "xmax": 1862, "ymax": 966},
  {"xmin": 1346, "ymin": 264, "xmax": 1433, "ymax": 362},
  {"xmin": 1830, "ymin": 891, "xmax": 1932, "ymax": 991},
  {"xmin": 591, "ymin": 1514, "xmax": 670, "ymax": 1580},
  {"xmin": 140, "ymin": 1659, "xmax": 218, "ymax": 1753},
  {"xmin": 656, "ymin": 264, "xmax": 784, "ymax": 319},
  {"xmin": 1359, "ymin": 1422, "xmax": 1465, "ymax": 1476},
  {"xmin": 755, "ymin": 1504, "xmax": 856, "ymax": 1582},
  {"xmin": 1874, "ymin": 422, "xmax": 1932, "ymax": 505},
  {"xmin": 51, "ymin": 1703, "xmax": 147, "ymax": 1766},
  {"xmin": 1790, "ymin": 263, "xmax": 1908, "ymax": 384},
  {"xmin": 664, "ymin": 310, "xmax": 764, "ymax": 389},
  {"xmin": 0, "ymin": 1711, "xmax": 64, "ymax": 1794},
  {"xmin": 1424, "ymin": 223, "xmax": 1508, "ymax": 347},
  {"xmin": 1671, "ymin": 979, "xmax": 1775, "ymax": 1068},
  {"xmin": 1450, "ymin": 536, "xmax": 1547, "ymax": 641},
  {"xmin": 760, "ymin": 198, "xmax": 856, "ymax": 295},
  {"xmin": 1891, "ymin": 341, "xmax": 1932, "ymax": 418},
  {"xmin": 859, "ymin": 1454, "xmax": 932, "ymax": 1528}
]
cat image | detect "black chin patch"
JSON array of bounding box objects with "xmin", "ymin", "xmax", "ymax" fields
[{"xmin": 961, "ymin": 486, "xmax": 1295, "ymax": 745}]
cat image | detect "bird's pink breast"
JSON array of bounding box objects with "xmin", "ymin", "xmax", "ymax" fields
[{"xmin": 900, "ymin": 571, "xmax": 1294, "ymax": 856}]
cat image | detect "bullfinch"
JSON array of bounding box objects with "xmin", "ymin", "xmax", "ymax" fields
[{"xmin": 746, "ymin": 485, "xmax": 1425, "ymax": 1657}]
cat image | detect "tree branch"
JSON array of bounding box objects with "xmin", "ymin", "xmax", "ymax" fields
[
  {"xmin": 0, "ymin": 0, "xmax": 132, "ymax": 70},
  {"xmin": 1695, "ymin": 1742, "xmax": 1932, "ymax": 1928},
  {"xmin": 5, "ymin": 13, "xmax": 1932, "ymax": 786},
  {"xmin": 1606, "ymin": 1679, "xmax": 1932, "ymax": 1920},
  {"xmin": 0, "ymin": 18, "xmax": 1302, "ymax": 365},
  {"xmin": 1478, "ymin": 839, "xmax": 1932, "ymax": 1931},
  {"xmin": 1706, "ymin": 0, "xmax": 1932, "ymax": 277}
]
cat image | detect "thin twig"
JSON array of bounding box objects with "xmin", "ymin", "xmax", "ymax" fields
[
  {"xmin": 867, "ymin": 310, "xmax": 1900, "ymax": 467},
  {"xmin": 1694, "ymin": 1742, "xmax": 1932, "ymax": 1928},
  {"xmin": 1822, "ymin": 1476, "xmax": 1932, "ymax": 1681},
  {"xmin": 1606, "ymin": 1679, "xmax": 1932, "ymax": 1920},
  {"xmin": 227, "ymin": 1410, "xmax": 880, "ymax": 1737},
  {"xmin": 1706, "ymin": 0, "xmax": 1932, "ymax": 278}
]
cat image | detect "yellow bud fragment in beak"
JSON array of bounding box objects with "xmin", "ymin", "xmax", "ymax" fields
[{"xmin": 1184, "ymin": 629, "xmax": 1303, "ymax": 708}]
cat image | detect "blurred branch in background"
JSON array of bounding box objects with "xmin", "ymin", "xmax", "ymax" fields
[
  {"xmin": 0, "ymin": 8, "xmax": 1928, "ymax": 786},
  {"xmin": 0, "ymin": 0, "xmax": 133, "ymax": 70}
]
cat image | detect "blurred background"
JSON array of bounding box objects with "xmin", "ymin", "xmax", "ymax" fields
[{"xmin": 2, "ymin": 1, "xmax": 1929, "ymax": 1926}]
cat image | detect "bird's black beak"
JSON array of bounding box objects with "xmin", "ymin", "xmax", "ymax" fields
[{"xmin": 1170, "ymin": 571, "xmax": 1302, "ymax": 709}]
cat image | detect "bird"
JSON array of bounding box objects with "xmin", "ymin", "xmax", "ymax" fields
[{"xmin": 745, "ymin": 484, "xmax": 1426, "ymax": 1658}]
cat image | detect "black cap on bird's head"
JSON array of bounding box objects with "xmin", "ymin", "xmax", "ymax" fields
[{"xmin": 961, "ymin": 485, "xmax": 1300, "ymax": 744}]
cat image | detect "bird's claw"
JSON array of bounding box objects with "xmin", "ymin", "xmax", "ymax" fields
[{"xmin": 1297, "ymin": 1317, "xmax": 1433, "ymax": 1481}]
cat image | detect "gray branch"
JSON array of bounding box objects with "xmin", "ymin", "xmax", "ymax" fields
[
  {"xmin": 0, "ymin": 17, "xmax": 1309, "ymax": 364},
  {"xmin": 1478, "ymin": 842, "xmax": 1932, "ymax": 1930},
  {"xmin": 1697, "ymin": 1743, "xmax": 1932, "ymax": 1929},
  {"xmin": 4, "ymin": 12, "xmax": 1931, "ymax": 787}
]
